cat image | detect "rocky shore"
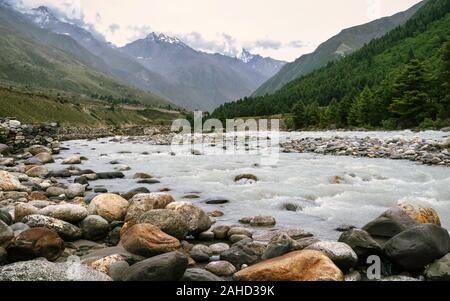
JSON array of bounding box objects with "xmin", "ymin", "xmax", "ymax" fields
[
  {"xmin": 1, "ymin": 119, "xmax": 449, "ymax": 281},
  {"xmin": 282, "ymin": 136, "xmax": 450, "ymax": 167}
]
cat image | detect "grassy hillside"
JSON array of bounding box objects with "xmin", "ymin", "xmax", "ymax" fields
[
  {"xmin": 0, "ymin": 86, "xmax": 182, "ymax": 127},
  {"xmin": 213, "ymin": 0, "xmax": 450, "ymax": 129},
  {"xmin": 0, "ymin": 15, "xmax": 171, "ymax": 108}
]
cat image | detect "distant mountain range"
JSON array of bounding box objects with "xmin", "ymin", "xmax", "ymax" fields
[
  {"xmin": 1, "ymin": 4, "xmax": 286, "ymax": 111},
  {"xmin": 252, "ymin": 0, "xmax": 427, "ymax": 96},
  {"xmin": 120, "ymin": 34, "xmax": 285, "ymax": 110}
]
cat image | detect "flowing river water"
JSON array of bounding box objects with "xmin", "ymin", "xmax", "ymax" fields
[{"xmin": 48, "ymin": 130, "xmax": 450, "ymax": 240}]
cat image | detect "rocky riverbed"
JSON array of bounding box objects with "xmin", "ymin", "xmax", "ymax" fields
[
  {"xmin": 282, "ymin": 135, "xmax": 450, "ymax": 166},
  {"xmin": 1, "ymin": 122, "xmax": 450, "ymax": 281}
]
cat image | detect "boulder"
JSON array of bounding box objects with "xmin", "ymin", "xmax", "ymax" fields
[
  {"xmin": 120, "ymin": 223, "xmax": 181, "ymax": 257},
  {"xmin": 305, "ymin": 241, "xmax": 358, "ymax": 271},
  {"xmin": 82, "ymin": 245, "xmax": 145, "ymax": 265},
  {"xmin": 233, "ymin": 250, "xmax": 344, "ymax": 281},
  {"xmin": 212, "ymin": 225, "xmax": 230, "ymax": 239},
  {"xmin": 133, "ymin": 173, "xmax": 153, "ymax": 179},
  {"xmin": 125, "ymin": 193, "xmax": 175, "ymax": 222},
  {"xmin": 180, "ymin": 268, "xmax": 224, "ymax": 281},
  {"xmin": 62, "ymin": 155, "xmax": 82, "ymax": 165},
  {"xmin": 362, "ymin": 207, "xmax": 418, "ymax": 240},
  {"xmin": 121, "ymin": 251, "xmax": 187, "ymax": 281},
  {"xmin": 22, "ymin": 214, "xmax": 82, "ymax": 241},
  {"xmin": 205, "ymin": 261, "xmax": 236, "ymax": 277},
  {"xmin": 166, "ymin": 202, "xmax": 211, "ymax": 235},
  {"xmin": 7, "ymin": 228, "xmax": 64, "ymax": 261},
  {"xmin": 65, "ymin": 183, "xmax": 86, "ymax": 199},
  {"xmin": 383, "ymin": 224, "xmax": 450, "ymax": 270},
  {"xmin": 262, "ymin": 233, "xmax": 301, "ymax": 260},
  {"xmin": 0, "ymin": 220, "xmax": 14, "ymax": 247},
  {"xmin": 80, "ymin": 215, "xmax": 110, "ymax": 241},
  {"xmin": 34, "ymin": 152, "xmax": 54, "ymax": 164},
  {"xmin": 0, "ymin": 259, "xmax": 112, "ymax": 281},
  {"xmin": 38, "ymin": 204, "xmax": 88, "ymax": 223},
  {"xmin": 0, "ymin": 171, "xmax": 28, "ymax": 192},
  {"xmin": 88, "ymin": 193, "xmax": 129, "ymax": 222},
  {"xmin": 234, "ymin": 174, "xmax": 258, "ymax": 183},
  {"xmin": 25, "ymin": 166, "xmax": 49, "ymax": 178},
  {"xmin": 96, "ymin": 172, "xmax": 125, "ymax": 179},
  {"xmin": 220, "ymin": 238, "xmax": 266, "ymax": 268},
  {"xmin": 424, "ymin": 253, "xmax": 450, "ymax": 281},
  {"xmin": 227, "ymin": 227, "xmax": 252, "ymax": 238},
  {"xmin": 88, "ymin": 254, "xmax": 124, "ymax": 275},
  {"xmin": 28, "ymin": 145, "xmax": 51, "ymax": 156},
  {"xmin": 46, "ymin": 186, "xmax": 66, "ymax": 197},
  {"xmin": 0, "ymin": 157, "xmax": 15, "ymax": 166},
  {"xmin": 249, "ymin": 215, "xmax": 276, "ymax": 227},
  {"xmin": 137, "ymin": 209, "xmax": 189, "ymax": 239},
  {"xmin": 0, "ymin": 210, "xmax": 12, "ymax": 225},
  {"xmin": 397, "ymin": 203, "xmax": 441, "ymax": 226},
  {"xmin": 338, "ymin": 228, "xmax": 382, "ymax": 263},
  {"xmin": 209, "ymin": 242, "xmax": 230, "ymax": 255},
  {"xmin": 14, "ymin": 203, "xmax": 39, "ymax": 222}
]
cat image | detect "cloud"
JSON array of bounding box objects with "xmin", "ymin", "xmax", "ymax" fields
[
  {"xmin": 288, "ymin": 40, "xmax": 306, "ymax": 48},
  {"xmin": 177, "ymin": 32, "xmax": 240, "ymax": 57},
  {"xmin": 247, "ymin": 39, "xmax": 282, "ymax": 50},
  {"xmin": 126, "ymin": 25, "xmax": 153, "ymax": 41}
]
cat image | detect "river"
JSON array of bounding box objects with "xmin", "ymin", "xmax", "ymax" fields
[{"xmin": 48, "ymin": 130, "xmax": 450, "ymax": 240}]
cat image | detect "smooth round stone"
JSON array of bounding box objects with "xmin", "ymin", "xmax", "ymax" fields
[
  {"xmin": 213, "ymin": 225, "xmax": 230, "ymax": 239},
  {"xmin": 205, "ymin": 260, "xmax": 236, "ymax": 276},
  {"xmin": 209, "ymin": 243, "xmax": 230, "ymax": 255},
  {"xmin": 198, "ymin": 231, "xmax": 214, "ymax": 241},
  {"xmin": 227, "ymin": 227, "xmax": 252, "ymax": 238},
  {"xmin": 229, "ymin": 234, "xmax": 250, "ymax": 243}
]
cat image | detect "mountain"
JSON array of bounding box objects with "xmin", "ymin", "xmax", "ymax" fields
[
  {"xmin": 238, "ymin": 48, "xmax": 286, "ymax": 78},
  {"xmin": 0, "ymin": 4, "xmax": 170, "ymax": 107},
  {"xmin": 121, "ymin": 33, "xmax": 286, "ymax": 111},
  {"xmin": 212, "ymin": 0, "xmax": 450, "ymax": 130},
  {"xmin": 252, "ymin": 0, "xmax": 427, "ymax": 96},
  {"xmin": 20, "ymin": 5, "xmax": 286, "ymax": 111}
]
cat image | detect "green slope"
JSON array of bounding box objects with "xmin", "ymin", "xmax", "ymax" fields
[
  {"xmin": 252, "ymin": 1, "xmax": 426, "ymax": 96},
  {"xmin": 213, "ymin": 0, "xmax": 450, "ymax": 129},
  {"xmin": 0, "ymin": 7, "xmax": 171, "ymax": 108},
  {"xmin": 0, "ymin": 86, "xmax": 182, "ymax": 127}
]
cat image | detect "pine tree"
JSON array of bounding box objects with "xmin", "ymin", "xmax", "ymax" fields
[
  {"xmin": 305, "ymin": 101, "xmax": 320, "ymax": 126},
  {"xmin": 389, "ymin": 59, "xmax": 430, "ymax": 128},
  {"xmin": 292, "ymin": 101, "xmax": 306, "ymax": 129},
  {"xmin": 322, "ymin": 98, "xmax": 341, "ymax": 128},
  {"xmin": 348, "ymin": 86, "xmax": 375, "ymax": 127}
]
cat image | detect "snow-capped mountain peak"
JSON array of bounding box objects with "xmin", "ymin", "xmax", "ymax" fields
[
  {"xmin": 239, "ymin": 48, "xmax": 256, "ymax": 63},
  {"xmin": 29, "ymin": 6, "xmax": 58, "ymax": 27},
  {"xmin": 145, "ymin": 32, "xmax": 186, "ymax": 47}
]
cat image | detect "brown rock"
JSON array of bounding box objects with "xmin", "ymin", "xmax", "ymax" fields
[
  {"xmin": 14, "ymin": 203, "xmax": 39, "ymax": 222},
  {"xmin": 0, "ymin": 171, "xmax": 28, "ymax": 192},
  {"xmin": 233, "ymin": 250, "xmax": 344, "ymax": 281},
  {"xmin": 125, "ymin": 193, "xmax": 175, "ymax": 222},
  {"xmin": 397, "ymin": 203, "xmax": 441, "ymax": 226},
  {"xmin": 120, "ymin": 223, "xmax": 181, "ymax": 257},
  {"xmin": 88, "ymin": 193, "xmax": 129, "ymax": 222},
  {"xmin": 7, "ymin": 227, "xmax": 64, "ymax": 261},
  {"xmin": 29, "ymin": 191, "xmax": 49, "ymax": 201},
  {"xmin": 34, "ymin": 152, "xmax": 54, "ymax": 164}
]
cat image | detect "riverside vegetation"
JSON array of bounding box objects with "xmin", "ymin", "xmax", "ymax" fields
[{"xmin": 0, "ymin": 119, "xmax": 450, "ymax": 281}]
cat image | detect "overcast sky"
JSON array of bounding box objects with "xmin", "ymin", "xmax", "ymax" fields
[{"xmin": 15, "ymin": 0, "xmax": 422, "ymax": 61}]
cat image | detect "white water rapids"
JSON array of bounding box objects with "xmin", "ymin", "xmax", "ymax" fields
[{"xmin": 49, "ymin": 130, "xmax": 450, "ymax": 240}]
